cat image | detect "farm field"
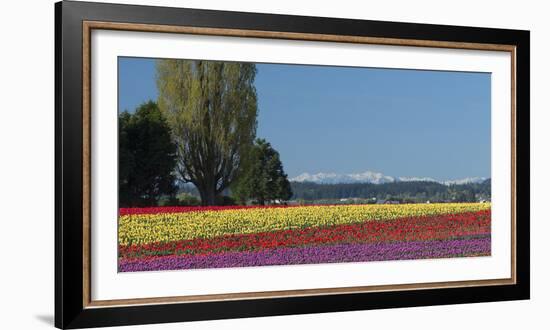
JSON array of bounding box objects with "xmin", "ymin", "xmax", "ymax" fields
[{"xmin": 118, "ymin": 203, "xmax": 491, "ymax": 272}]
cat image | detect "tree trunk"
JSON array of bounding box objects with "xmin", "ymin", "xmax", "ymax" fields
[{"xmin": 197, "ymin": 183, "xmax": 218, "ymax": 206}]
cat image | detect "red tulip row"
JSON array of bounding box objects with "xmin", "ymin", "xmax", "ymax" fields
[
  {"xmin": 119, "ymin": 204, "xmax": 303, "ymax": 216},
  {"xmin": 119, "ymin": 210, "xmax": 490, "ymax": 259}
]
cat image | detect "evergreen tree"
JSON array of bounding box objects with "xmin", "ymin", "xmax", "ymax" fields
[
  {"xmin": 119, "ymin": 101, "xmax": 177, "ymax": 207},
  {"xmin": 233, "ymin": 139, "xmax": 292, "ymax": 205}
]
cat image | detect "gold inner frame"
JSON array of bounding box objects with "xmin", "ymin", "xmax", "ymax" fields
[{"xmin": 82, "ymin": 20, "xmax": 517, "ymax": 308}]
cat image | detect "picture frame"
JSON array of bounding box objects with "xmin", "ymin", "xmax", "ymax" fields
[{"xmin": 55, "ymin": 0, "xmax": 530, "ymax": 328}]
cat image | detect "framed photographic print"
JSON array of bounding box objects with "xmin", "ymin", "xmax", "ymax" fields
[{"xmin": 55, "ymin": 0, "xmax": 530, "ymax": 328}]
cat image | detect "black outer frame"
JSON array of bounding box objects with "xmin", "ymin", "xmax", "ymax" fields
[{"xmin": 55, "ymin": 0, "xmax": 530, "ymax": 328}]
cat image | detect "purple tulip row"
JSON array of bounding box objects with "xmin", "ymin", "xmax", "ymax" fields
[{"xmin": 119, "ymin": 235, "xmax": 490, "ymax": 272}]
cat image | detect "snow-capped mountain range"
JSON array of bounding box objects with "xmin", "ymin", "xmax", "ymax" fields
[{"xmin": 290, "ymin": 171, "xmax": 487, "ymax": 186}]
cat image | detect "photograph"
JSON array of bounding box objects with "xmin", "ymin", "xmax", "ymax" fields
[
  {"xmin": 48, "ymin": 1, "xmax": 532, "ymax": 328},
  {"xmin": 117, "ymin": 57, "xmax": 492, "ymax": 272}
]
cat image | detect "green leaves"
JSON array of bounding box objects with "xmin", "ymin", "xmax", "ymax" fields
[
  {"xmin": 119, "ymin": 101, "xmax": 177, "ymax": 207},
  {"xmin": 156, "ymin": 59, "xmax": 258, "ymax": 205},
  {"xmin": 232, "ymin": 139, "xmax": 293, "ymax": 205}
]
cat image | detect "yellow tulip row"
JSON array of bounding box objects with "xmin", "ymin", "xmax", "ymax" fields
[{"xmin": 118, "ymin": 203, "xmax": 491, "ymax": 246}]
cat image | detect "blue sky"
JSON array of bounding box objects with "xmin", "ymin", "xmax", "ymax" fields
[{"xmin": 119, "ymin": 57, "xmax": 491, "ymax": 180}]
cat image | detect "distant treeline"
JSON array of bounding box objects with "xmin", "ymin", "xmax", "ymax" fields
[{"xmin": 289, "ymin": 179, "xmax": 491, "ymax": 203}]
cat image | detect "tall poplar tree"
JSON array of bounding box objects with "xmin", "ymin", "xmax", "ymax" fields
[{"xmin": 156, "ymin": 59, "xmax": 258, "ymax": 205}]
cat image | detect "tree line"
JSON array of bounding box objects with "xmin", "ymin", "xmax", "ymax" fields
[
  {"xmin": 290, "ymin": 180, "xmax": 491, "ymax": 203},
  {"xmin": 119, "ymin": 60, "xmax": 292, "ymax": 207}
]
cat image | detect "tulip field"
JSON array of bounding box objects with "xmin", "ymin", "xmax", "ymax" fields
[{"xmin": 118, "ymin": 203, "xmax": 491, "ymax": 272}]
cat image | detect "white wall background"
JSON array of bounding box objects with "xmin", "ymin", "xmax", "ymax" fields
[{"xmin": 0, "ymin": 0, "xmax": 546, "ymax": 329}]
